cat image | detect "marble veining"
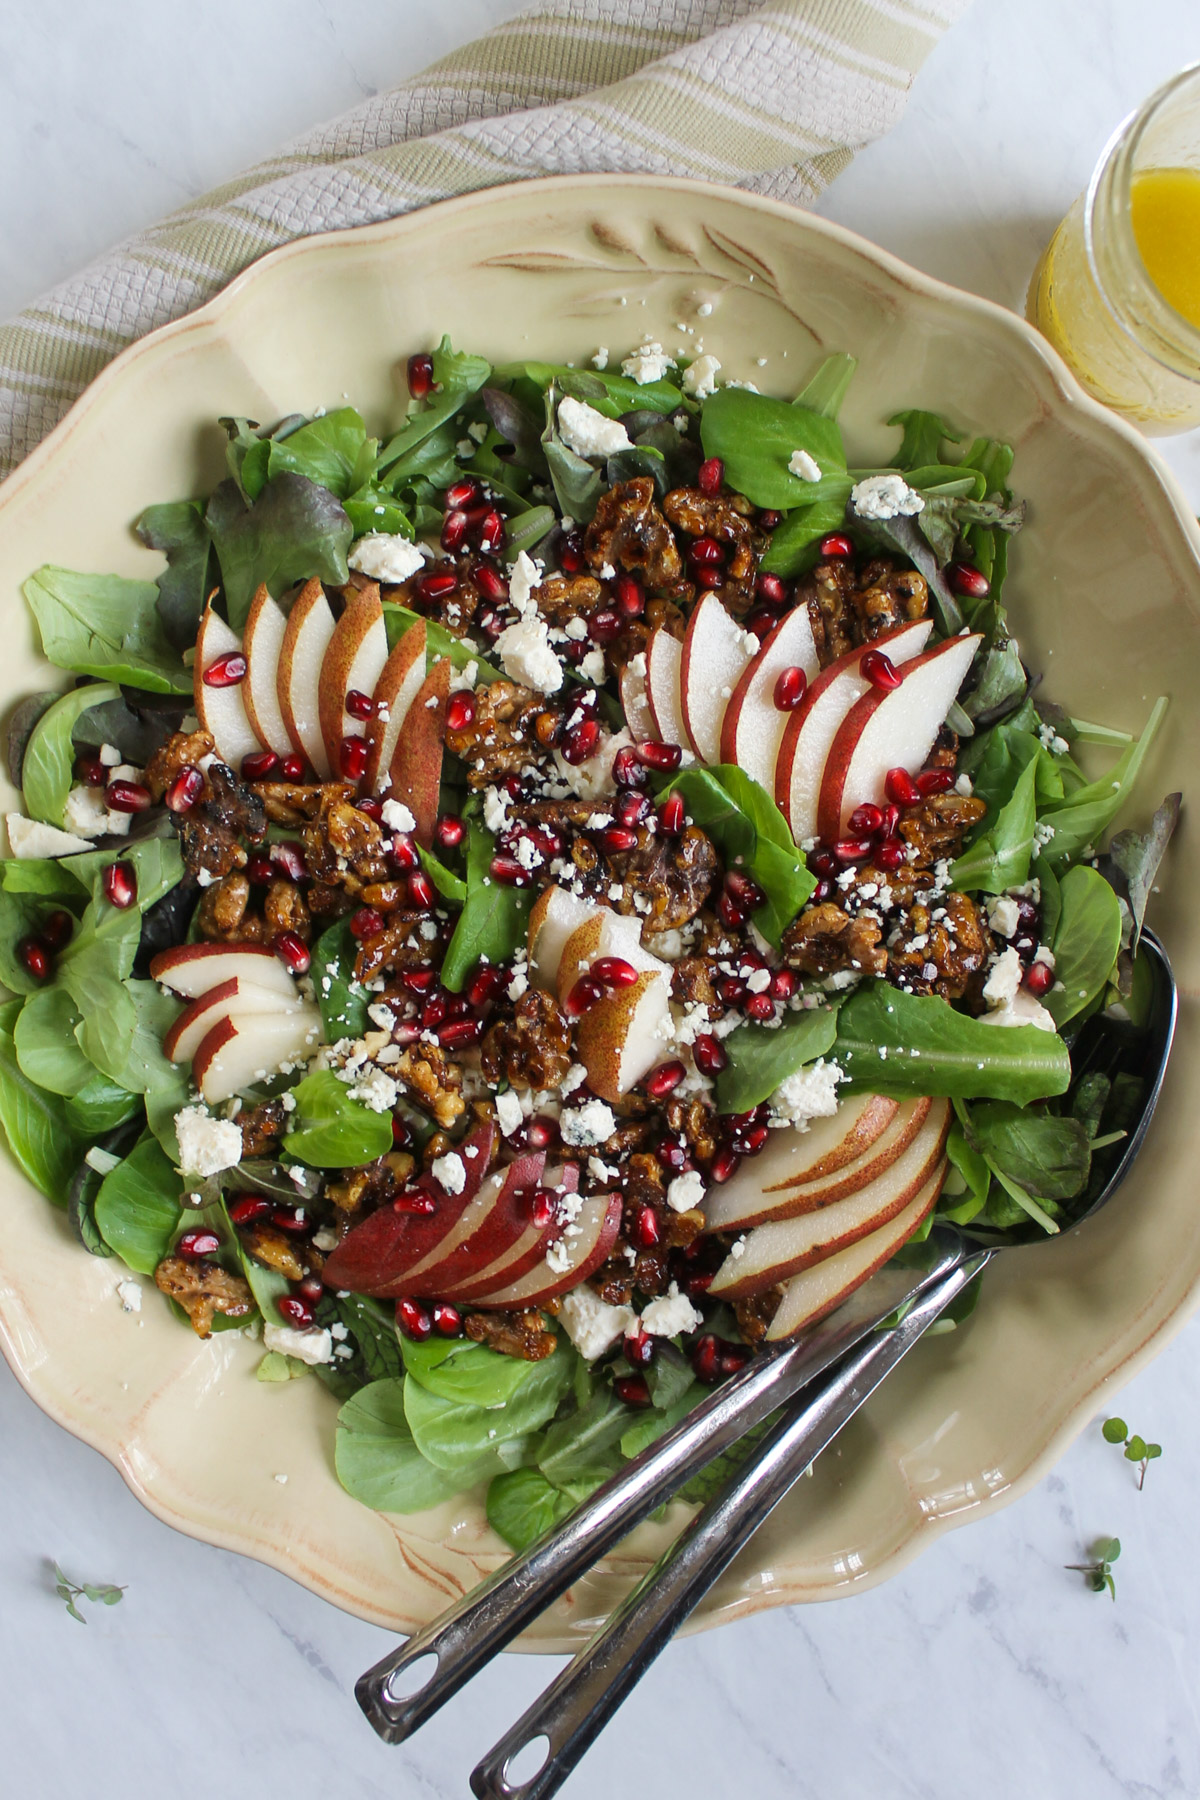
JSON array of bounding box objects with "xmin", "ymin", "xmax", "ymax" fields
[{"xmin": 3, "ymin": 1, "xmax": 1200, "ymax": 1795}]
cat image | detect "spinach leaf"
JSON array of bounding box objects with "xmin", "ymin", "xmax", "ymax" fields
[
  {"xmin": 951, "ymin": 755, "xmax": 1037, "ymax": 894},
  {"xmin": 336, "ymin": 1379, "xmax": 479, "ymax": 1512},
  {"xmin": 103, "ymin": 980, "xmax": 183, "ymax": 1096},
  {"xmin": 402, "ymin": 1336, "xmax": 570, "ymax": 1409},
  {"xmin": 94, "ymin": 1133, "xmax": 182, "ymax": 1273},
  {"xmin": 660, "ymin": 765, "xmax": 815, "ymax": 948},
  {"xmin": 381, "ymin": 604, "xmax": 503, "ymax": 682},
  {"xmin": 619, "ymin": 1382, "xmax": 708, "ymax": 1459},
  {"xmin": 0, "ymin": 858, "xmax": 87, "ymax": 897},
  {"xmin": 282, "ymin": 1069, "xmax": 394, "ymax": 1168},
  {"xmin": 311, "ymin": 917, "xmax": 370, "ymax": 1042},
  {"xmin": 486, "ymin": 1467, "xmax": 576, "ymax": 1551},
  {"xmin": 1045, "ymin": 866, "xmax": 1123, "ymax": 1027},
  {"xmin": 758, "ymin": 494, "xmax": 852, "ymax": 579},
  {"xmin": 1036, "ymin": 697, "xmax": 1167, "ymax": 870},
  {"xmin": 0, "ymin": 887, "xmax": 81, "ymax": 995},
  {"xmin": 961, "ymin": 640, "xmax": 1028, "ymax": 725},
  {"xmin": 404, "ymin": 1348, "xmax": 572, "ymax": 1470},
  {"xmin": 13, "ymin": 987, "xmax": 96, "ymax": 1095},
  {"xmin": 714, "ymin": 1002, "xmax": 841, "ymax": 1114},
  {"xmin": 265, "ymin": 407, "xmax": 371, "ymax": 500},
  {"xmin": 888, "ymin": 409, "xmax": 961, "ymax": 469},
  {"xmin": 0, "ymin": 1018, "xmax": 81, "ymax": 1201},
  {"xmin": 418, "ymin": 844, "xmax": 468, "ymax": 906},
  {"xmin": 795, "ymin": 353, "xmax": 857, "ymax": 420},
  {"xmin": 22, "ymin": 681, "xmax": 121, "ymax": 827},
  {"xmin": 67, "ymin": 1156, "xmax": 117, "ymax": 1259},
  {"xmin": 1102, "ymin": 791, "xmax": 1180, "ymax": 951},
  {"xmin": 535, "ymin": 1387, "xmax": 629, "ymax": 1488},
  {"xmin": 135, "ymin": 499, "xmax": 214, "ymax": 650},
  {"xmin": 64, "ymin": 1073, "xmax": 143, "ymax": 1136},
  {"xmin": 64, "ymin": 833, "xmax": 185, "ymax": 915},
  {"xmin": 699, "ymin": 387, "xmax": 846, "ymax": 511},
  {"xmin": 205, "ymin": 474, "xmax": 353, "ymax": 630},
  {"xmin": 966, "ymin": 1101, "xmax": 1091, "ymax": 1202},
  {"xmin": 316, "ymin": 1291, "xmax": 404, "ymax": 1384},
  {"xmin": 23, "ymin": 567, "xmax": 191, "ymax": 694},
  {"xmin": 850, "ymin": 510, "xmax": 963, "ymax": 638},
  {"xmin": 441, "ymin": 818, "xmax": 533, "ymax": 993},
  {"xmin": 7, "ymin": 692, "xmax": 56, "ymax": 787},
  {"xmin": 834, "ymin": 981, "xmax": 1070, "ymax": 1103},
  {"xmin": 376, "ymin": 338, "xmax": 492, "ymax": 476},
  {"xmin": 343, "ymin": 486, "xmax": 416, "ymax": 540},
  {"xmin": 493, "ymin": 358, "xmax": 682, "ymax": 420}
]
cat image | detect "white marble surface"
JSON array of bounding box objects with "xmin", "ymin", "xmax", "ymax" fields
[{"xmin": 3, "ymin": 3, "xmax": 1200, "ymax": 1796}]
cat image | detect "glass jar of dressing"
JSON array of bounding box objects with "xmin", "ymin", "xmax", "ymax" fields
[{"xmin": 1027, "ymin": 64, "xmax": 1200, "ymax": 434}]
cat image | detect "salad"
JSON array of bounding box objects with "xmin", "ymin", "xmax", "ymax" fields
[{"xmin": 0, "ymin": 336, "xmax": 1177, "ymax": 1551}]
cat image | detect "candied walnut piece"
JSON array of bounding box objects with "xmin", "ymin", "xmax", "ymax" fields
[
  {"xmin": 850, "ymin": 559, "xmax": 929, "ymax": 642},
  {"xmin": 585, "ymin": 477, "xmax": 683, "ymax": 591},
  {"xmin": 240, "ymin": 1224, "xmax": 307, "ymax": 1282},
  {"xmin": 238, "ymin": 1099, "xmax": 287, "ymax": 1157},
  {"xmin": 394, "ymin": 1042, "xmax": 466, "ymax": 1129},
  {"xmin": 532, "ymin": 572, "xmax": 604, "ymax": 628},
  {"xmin": 662, "ymin": 487, "xmax": 758, "ymax": 612},
  {"xmin": 782, "ymin": 901, "xmax": 888, "ymax": 977},
  {"xmin": 888, "ymin": 891, "xmax": 992, "ymax": 1000},
  {"xmin": 662, "ymin": 1094, "xmax": 721, "ymax": 1165},
  {"xmin": 481, "ymin": 988, "xmax": 573, "ymax": 1092},
  {"xmin": 353, "ymin": 914, "xmax": 436, "ymax": 984},
  {"xmin": 203, "ymin": 761, "xmax": 267, "ymax": 844},
  {"xmin": 670, "ymin": 956, "xmax": 722, "ymax": 1020},
  {"xmin": 154, "ymin": 1254, "xmax": 253, "ymax": 1338},
  {"xmin": 256, "ymin": 782, "xmax": 325, "ymax": 827},
  {"xmin": 144, "ymin": 729, "xmax": 216, "ymax": 802},
  {"xmin": 464, "ymin": 1308, "xmax": 558, "ymax": 1360},
  {"xmin": 898, "ymin": 793, "xmax": 988, "ymax": 867},
  {"xmin": 733, "ymin": 1287, "xmax": 782, "ymax": 1347},
  {"xmin": 264, "ymin": 876, "xmax": 311, "ymax": 941},
  {"xmin": 612, "ymin": 825, "xmax": 718, "ymax": 935},
  {"xmin": 326, "ymin": 1159, "xmax": 398, "ymax": 1216},
  {"xmin": 443, "ymin": 677, "xmax": 546, "ymax": 788},
  {"xmin": 799, "ymin": 559, "xmax": 857, "ymax": 666},
  {"xmin": 178, "ymin": 815, "xmax": 247, "ymax": 881},
  {"xmin": 197, "ymin": 871, "xmax": 266, "ymax": 942}
]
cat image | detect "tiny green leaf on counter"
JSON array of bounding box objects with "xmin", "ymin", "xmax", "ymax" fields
[
  {"xmin": 1066, "ymin": 1536, "xmax": 1121, "ymax": 1600},
  {"xmin": 283, "ymin": 1069, "xmax": 395, "ymax": 1169},
  {"xmin": 714, "ymin": 1001, "xmax": 841, "ymax": 1114},
  {"xmin": 23, "ymin": 569, "xmax": 191, "ymax": 694},
  {"xmin": 441, "ymin": 818, "xmax": 533, "ymax": 993},
  {"xmin": 661, "ymin": 765, "xmax": 814, "ymax": 948},
  {"xmin": 834, "ymin": 981, "xmax": 1071, "ymax": 1103},
  {"xmin": 21, "ymin": 681, "xmax": 121, "ymax": 827},
  {"xmin": 52, "ymin": 1563, "xmax": 126, "ymax": 1625}
]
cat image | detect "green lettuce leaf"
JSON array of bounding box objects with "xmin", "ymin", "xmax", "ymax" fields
[
  {"xmin": 23, "ymin": 568, "xmax": 191, "ymax": 693},
  {"xmin": 660, "ymin": 765, "xmax": 815, "ymax": 948},
  {"xmin": 714, "ymin": 1001, "xmax": 841, "ymax": 1114},
  {"xmin": 94, "ymin": 1133, "xmax": 182, "ymax": 1273},
  {"xmin": 21, "ymin": 681, "xmax": 121, "ymax": 827},
  {"xmin": 205, "ymin": 474, "xmax": 353, "ymax": 630},
  {"xmin": 699, "ymin": 387, "xmax": 846, "ymax": 510},
  {"xmin": 282, "ymin": 1069, "xmax": 394, "ymax": 1168},
  {"xmin": 834, "ymin": 981, "xmax": 1071, "ymax": 1103}
]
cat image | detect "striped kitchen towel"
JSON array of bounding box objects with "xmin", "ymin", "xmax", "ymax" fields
[{"xmin": 0, "ymin": 0, "xmax": 970, "ymax": 478}]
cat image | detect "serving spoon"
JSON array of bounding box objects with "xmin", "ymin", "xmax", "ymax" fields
[{"xmin": 357, "ymin": 930, "xmax": 1176, "ymax": 1796}]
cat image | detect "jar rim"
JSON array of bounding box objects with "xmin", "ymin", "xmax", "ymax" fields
[{"xmin": 1084, "ymin": 62, "xmax": 1200, "ymax": 381}]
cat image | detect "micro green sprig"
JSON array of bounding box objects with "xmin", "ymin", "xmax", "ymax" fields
[
  {"xmin": 1065, "ymin": 1536, "xmax": 1121, "ymax": 1600},
  {"xmin": 52, "ymin": 1561, "xmax": 126, "ymax": 1624},
  {"xmin": 1102, "ymin": 1416, "xmax": 1162, "ymax": 1489}
]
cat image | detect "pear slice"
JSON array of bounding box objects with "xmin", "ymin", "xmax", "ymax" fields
[
  {"xmin": 383, "ymin": 656, "xmax": 450, "ymax": 845},
  {"xmin": 149, "ymin": 942, "xmax": 300, "ymax": 1000},
  {"xmin": 193, "ymin": 608, "xmax": 259, "ymax": 770},
  {"xmin": 277, "ymin": 577, "xmax": 336, "ymax": 778},
  {"xmin": 574, "ymin": 970, "xmax": 674, "ymax": 1103},
  {"xmin": 468, "ymin": 1192, "xmax": 624, "ymax": 1310},
  {"xmin": 644, "ymin": 629, "xmax": 687, "ymax": 746},
  {"xmin": 162, "ymin": 975, "xmax": 305, "ymax": 1063},
  {"xmin": 527, "ymin": 886, "xmax": 602, "ymax": 991},
  {"xmin": 679, "ymin": 592, "xmax": 756, "ymax": 764},
  {"xmin": 191, "ymin": 1006, "xmax": 323, "ymax": 1106},
  {"xmin": 365, "ymin": 622, "xmax": 428, "ymax": 794},
  {"xmin": 317, "ymin": 583, "xmax": 389, "ymax": 774},
  {"xmin": 241, "ymin": 586, "xmax": 293, "ymax": 756}
]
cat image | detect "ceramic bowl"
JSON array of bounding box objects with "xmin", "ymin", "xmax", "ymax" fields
[{"xmin": 0, "ymin": 175, "xmax": 1196, "ymax": 1649}]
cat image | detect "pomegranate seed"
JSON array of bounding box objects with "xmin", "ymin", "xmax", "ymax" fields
[
  {"xmin": 277, "ymin": 1295, "xmax": 314, "ymax": 1329},
  {"xmin": 104, "ymin": 779, "xmax": 151, "ymax": 813},
  {"xmin": 709, "ymin": 1147, "xmax": 741, "ymax": 1184},
  {"xmin": 432, "ymin": 1301, "xmax": 463, "ymax": 1337},
  {"xmin": 407, "ymin": 352, "xmax": 434, "ymax": 398},
  {"xmin": 657, "ymin": 1138, "xmax": 688, "ymax": 1174},
  {"xmin": 880, "ymin": 803, "xmax": 900, "ymax": 839},
  {"xmin": 271, "ymin": 1205, "xmax": 310, "ymax": 1233},
  {"xmin": 658, "ymin": 792, "xmax": 686, "ymax": 835},
  {"xmin": 592, "ymin": 955, "xmax": 639, "ymax": 989},
  {"xmin": 350, "ymin": 907, "xmax": 385, "ymax": 940},
  {"xmin": 615, "ymin": 791, "xmax": 652, "ymax": 828},
  {"xmin": 345, "ymin": 689, "xmax": 376, "ymax": 721},
  {"xmin": 357, "ymin": 797, "xmax": 384, "ymax": 823},
  {"xmin": 281, "ymin": 753, "xmax": 306, "ymax": 781},
  {"xmin": 719, "ymin": 1344, "xmax": 753, "ymax": 1377},
  {"xmin": 202, "ymin": 650, "xmax": 246, "ymax": 688},
  {"xmin": 737, "ymin": 1122, "xmax": 771, "ymax": 1156},
  {"xmin": 298, "ymin": 1274, "xmax": 324, "ymax": 1304},
  {"xmin": 558, "ymin": 532, "xmax": 585, "ymax": 573},
  {"xmin": 565, "ymin": 975, "xmax": 605, "ymax": 1018},
  {"xmin": 476, "ymin": 608, "xmax": 505, "ymax": 642},
  {"xmin": 688, "ymin": 535, "xmax": 724, "ymax": 566},
  {"xmin": 393, "ymin": 1189, "xmax": 437, "ymax": 1215},
  {"xmin": 416, "ymin": 570, "xmax": 459, "ymax": 605},
  {"xmin": 698, "ymin": 456, "xmax": 724, "ymax": 496},
  {"xmin": 560, "ymin": 717, "xmax": 601, "ymax": 765},
  {"xmin": 178, "ymin": 1228, "xmax": 222, "ymax": 1259},
  {"xmin": 726, "ymin": 870, "xmax": 765, "ymax": 909},
  {"xmin": 948, "ymin": 561, "xmax": 990, "ymax": 599},
  {"xmin": 589, "ymin": 609, "xmax": 621, "ymax": 643},
  {"xmin": 525, "ymin": 1116, "xmax": 558, "ymax": 1152},
  {"xmin": 849, "ymin": 803, "xmax": 883, "ymax": 836},
  {"xmin": 612, "ymin": 746, "xmax": 647, "ymax": 790},
  {"xmin": 755, "ymin": 572, "xmax": 787, "ymax": 606},
  {"xmin": 468, "ymin": 965, "xmax": 505, "ymax": 1008},
  {"xmin": 809, "ymin": 849, "xmax": 837, "ymax": 878},
  {"xmin": 339, "ymin": 736, "xmax": 368, "ymax": 781},
  {"xmin": 391, "ymin": 1115, "xmax": 413, "ymax": 1148},
  {"xmin": 632, "ymin": 1204, "xmax": 660, "ymax": 1248},
  {"xmin": 272, "ymin": 931, "xmax": 311, "ymax": 975},
  {"xmin": 820, "ymin": 533, "xmax": 853, "ymax": 559},
  {"xmin": 101, "ymin": 861, "xmax": 137, "ymax": 909},
  {"xmin": 692, "ymin": 1335, "xmax": 722, "ymax": 1382},
  {"xmin": 694, "ymin": 565, "xmax": 723, "ymax": 590},
  {"xmin": 228, "ymin": 1196, "xmax": 273, "ymax": 1226},
  {"xmin": 720, "ymin": 977, "xmax": 746, "ymax": 1006},
  {"xmin": 745, "ymin": 609, "xmax": 779, "ymax": 641},
  {"xmin": 773, "ymin": 665, "xmax": 807, "ymax": 711},
  {"xmin": 861, "ymin": 649, "xmax": 901, "ymax": 692},
  {"xmin": 396, "ymin": 1298, "xmax": 432, "ymax": 1341},
  {"xmin": 812, "ymin": 878, "xmax": 834, "ymax": 901},
  {"xmin": 402, "ymin": 968, "xmax": 436, "ymax": 993},
  {"xmin": 271, "ymin": 841, "xmax": 307, "ymax": 881},
  {"xmin": 744, "ymin": 993, "xmax": 775, "ymax": 1023},
  {"xmin": 636, "ymin": 740, "xmax": 683, "ymax": 772},
  {"xmin": 693, "ymin": 1034, "xmax": 727, "ymax": 1076},
  {"xmin": 615, "ymin": 1374, "xmax": 652, "ymax": 1409},
  {"xmin": 770, "ymin": 970, "xmax": 794, "ymax": 1001},
  {"xmin": 625, "ymin": 1327, "xmax": 655, "ymax": 1370},
  {"xmin": 39, "ymin": 909, "xmax": 73, "ymax": 951},
  {"xmin": 717, "ymin": 892, "xmax": 748, "ymax": 930},
  {"xmin": 1016, "ymin": 897, "xmax": 1041, "ymax": 931},
  {"xmin": 615, "ymin": 573, "xmax": 644, "ymax": 618},
  {"xmin": 391, "ymin": 833, "xmax": 418, "ymax": 871},
  {"xmin": 885, "ymin": 767, "xmax": 922, "ymax": 807},
  {"xmin": 833, "ymin": 839, "xmax": 874, "ymax": 864},
  {"xmin": 685, "ymin": 1267, "xmax": 716, "ymax": 1303},
  {"xmin": 477, "ymin": 510, "xmax": 507, "ymax": 553},
  {"xmin": 759, "ymin": 510, "xmax": 783, "ymax": 529},
  {"xmin": 77, "ymin": 756, "xmax": 108, "ymax": 787},
  {"xmin": 642, "ymin": 1060, "xmax": 685, "ymax": 1100},
  {"xmin": 600, "ymin": 825, "xmax": 639, "ymax": 855},
  {"xmin": 1024, "ymin": 961, "xmax": 1055, "ymax": 997},
  {"xmin": 445, "ymin": 692, "xmax": 476, "ymax": 733},
  {"xmin": 439, "ymin": 1016, "xmax": 484, "ymax": 1049},
  {"xmin": 434, "ymin": 814, "xmax": 465, "ymax": 851},
  {"xmin": 917, "ymin": 767, "xmax": 955, "ymax": 797},
  {"xmin": 165, "ymin": 765, "xmax": 204, "ymax": 813},
  {"xmin": 475, "ymin": 561, "xmax": 510, "ymax": 603},
  {"xmin": 445, "ymin": 477, "xmax": 481, "ymax": 510},
  {"xmin": 875, "ymin": 841, "xmax": 905, "ymax": 870},
  {"xmin": 407, "ymin": 870, "xmax": 435, "ymax": 910},
  {"xmin": 441, "ymin": 509, "xmax": 469, "ymax": 551},
  {"xmin": 490, "ymin": 854, "xmax": 530, "ymax": 886},
  {"xmin": 242, "ymin": 749, "xmax": 280, "ymax": 781}
]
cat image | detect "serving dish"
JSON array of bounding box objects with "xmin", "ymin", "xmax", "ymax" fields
[{"xmin": 0, "ymin": 173, "xmax": 1195, "ymax": 1648}]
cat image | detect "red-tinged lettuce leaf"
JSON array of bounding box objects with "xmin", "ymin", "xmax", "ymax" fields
[{"xmin": 205, "ymin": 474, "xmax": 353, "ymax": 630}]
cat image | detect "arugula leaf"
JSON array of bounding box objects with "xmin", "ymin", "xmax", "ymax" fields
[
  {"xmin": 699, "ymin": 387, "xmax": 846, "ymax": 510},
  {"xmin": 1044, "ymin": 866, "xmax": 1124, "ymax": 1027},
  {"xmin": 310, "ymin": 917, "xmax": 370, "ymax": 1042},
  {"xmin": 135, "ymin": 499, "xmax": 214, "ymax": 650},
  {"xmin": 205, "ymin": 474, "xmax": 353, "ymax": 630},
  {"xmin": 486, "ymin": 1467, "xmax": 576, "ymax": 1551},
  {"xmin": 888, "ymin": 409, "xmax": 962, "ymax": 469},
  {"xmin": 714, "ymin": 1002, "xmax": 841, "ymax": 1114},
  {"xmin": 13, "ymin": 987, "xmax": 96, "ymax": 1095},
  {"xmin": 1036, "ymin": 697, "xmax": 1167, "ymax": 870},
  {"xmin": 282, "ymin": 1069, "xmax": 394, "ymax": 1168},
  {"xmin": 23, "ymin": 567, "xmax": 190, "ymax": 694},
  {"xmin": 21, "ymin": 681, "xmax": 121, "ymax": 827},
  {"xmin": 794, "ymin": 353, "xmax": 857, "ymax": 420},
  {"xmin": 343, "ymin": 486, "xmax": 416, "ymax": 540},
  {"xmin": 1102, "ymin": 792, "xmax": 1180, "ymax": 951},
  {"xmin": 951, "ymin": 755, "xmax": 1037, "ymax": 894},
  {"xmin": 834, "ymin": 981, "xmax": 1071, "ymax": 1103},
  {"xmin": 493, "ymin": 358, "xmax": 682, "ymax": 420},
  {"xmin": 94, "ymin": 1133, "xmax": 182, "ymax": 1273},
  {"xmin": 965, "ymin": 1101, "xmax": 1091, "ymax": 1202},
  {"xmin": 0, "ymin": 1017, "xmax": 81, "ymax": 1201},
  {"xmin": 441, "ymin": 818, "xmax": 533, "ymax": 993},
  {"xmin": 376, "ymin": 338, "xmax": 492, "ymax": 476},
  {"xmin": 265, "ymin": 407, "xmax": 371, "ymax": 499},
  {"xmin": 660, "ymin": 765, "xmax": 815, "ymax": 948},
  {"xmin": 336, "ymin": 1379, "xmax": 480, "ymax": 1512}
]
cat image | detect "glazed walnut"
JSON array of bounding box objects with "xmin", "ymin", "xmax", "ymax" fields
[
  {"xmin": 584, "ymin": 477, "xmax": 683, "ymax": 591},
  {"xmin": 782, "ymin": 901, "xmax": 888, "ymax": 978},
  {"xmin": 154, "ymin": 1255, "xmax": 253, "ymax": 1338},
  {"xmin": 611, "ymin": 825, "xmax": 719, "ymax": 934},
  {"xmin": 481, "ymin": 988, "xmax": 573, "ymax": 1092},
  {"xmin": 662, "ymin": 487, "xmax": 759, "ymax": 612},
  {"xmin": 443, "ymin": 678, "xmax": 545, "ymax": 789},
  {"xmin": 888, "ymin": 891, "xmax": 992, "ymax": 1000}
]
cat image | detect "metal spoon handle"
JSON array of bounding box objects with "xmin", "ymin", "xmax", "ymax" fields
[
  {"xmin": 356, "ymin": 1234, "xmax": 966, "ymax": 1744},
  {"xmin": 471, "ymin": 1253, "xmax": 988, "ymax": 1800}
]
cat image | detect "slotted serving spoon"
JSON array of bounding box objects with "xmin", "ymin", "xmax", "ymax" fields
[{"xmin": 357, "ymin": 930, "xmax": 1176, "ymax": 1800}]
